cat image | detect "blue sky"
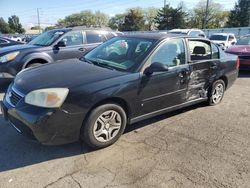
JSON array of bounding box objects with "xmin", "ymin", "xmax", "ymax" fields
[{"xmin": 0, "ymin": 0, "xmax": 237, "ymax": 29}]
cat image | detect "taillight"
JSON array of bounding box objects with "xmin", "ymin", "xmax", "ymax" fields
[{"xmin": 236, "ymin": 57, "xmax": 240, "ymax": 69}]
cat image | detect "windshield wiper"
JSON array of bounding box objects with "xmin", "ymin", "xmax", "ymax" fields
[
  {"xmin": 87, "ymin": 58, "xmax": 115, "ymax": 70},
  {"xmin": 81, "ymin": 57, "xmax": 93, "ymax": 64}
]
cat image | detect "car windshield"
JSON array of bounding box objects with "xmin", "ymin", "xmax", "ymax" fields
[
  {"xmin": 83, "ymin": 37, "xmax": 156, "ymax": 72},
  {"xmin": 29, "ymin": 30, "xmax": 66, "ymax": 46},
  {"xmin": 236, "ymin": 36, "xmax": 250, "ymax": 45},
  {"xmin": 210, "ymin": 35, "xmax": 227, "ymax": 41}
]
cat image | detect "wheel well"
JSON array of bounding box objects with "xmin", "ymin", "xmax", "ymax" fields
[
  {"xmin": 219, "ymin": 76, "xmax": 228, "ymax": 89},
  {"xmin": 84, "ymin": 97, "xmax": 131, "ymax": 124},
  {"xmin": 25, "ymin": 59, "xmax": 48, "ymax": 68}
]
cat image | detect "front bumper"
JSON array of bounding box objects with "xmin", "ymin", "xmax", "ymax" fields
[{"xmin": 1, "ymin": 90, "xmax": 85, "ymax": 145}]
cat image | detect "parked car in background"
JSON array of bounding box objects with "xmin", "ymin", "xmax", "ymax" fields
[
  {"xmin": 0, "ymin": 37, "xmax": 23, "ymax": 48},
  {"xmin": 168, "ymin": 29, "xmax": 206, "ymax": 38},
  {"xmin": 10, "ymin": 36, "xmax": 22, "ymax": 42},
  {"xmin": 22, "ymin": 35, "xmax": 39, "ymax": 43},
  {"xmin": 0, "ymin": 27, "xmax": 121, "ymax": 84},
  {"xmin": 225, "ymin": 35, "xmax": 250, "ymax": 70},
  {"xmin": 1, "ymin": 34, "xmax": 238, "ymax": 149},
  {"xmin": 210, "ymin": 33, "xmax": 237, "ymax": 50}
]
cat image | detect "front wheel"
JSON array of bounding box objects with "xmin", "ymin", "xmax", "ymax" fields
[
  {"xmin": 208, "ymin": 79, "xmax": 225, "ymax": 106},
  {"xmin": 81, "ymin": 103, "xmax": 127, "ymax": 149}
]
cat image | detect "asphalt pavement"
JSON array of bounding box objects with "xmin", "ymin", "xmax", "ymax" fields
[{"xmin": 0, "ymin": 72, "xmax": 250, "ymax": 188}]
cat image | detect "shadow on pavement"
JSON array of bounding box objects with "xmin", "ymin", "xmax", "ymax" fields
[
  {"xmin": 0, "ymin": 101, "xmax": 207, "ymax": 172},
  {"xmin": 0, "ymin": 113, "xmax": 94, "ymax": 172},
  {"xmin": 125, "ymin": 102, "xmax": 207, "ymax": 133}
]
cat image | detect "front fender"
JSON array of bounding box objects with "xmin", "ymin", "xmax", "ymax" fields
[{"xmin": 22, "ymin": 52, "xmax": 54, "ymax": 68}]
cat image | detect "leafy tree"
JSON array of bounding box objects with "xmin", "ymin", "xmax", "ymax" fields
[
  {"xmin": 8, "ymin": 15, "xmax": 25, "ymax": 33},
  {"xmin": 227, "ymin": 0, "xmax": 250, "ymax": 27},
  {"xmin": 121, "ymin": 8, "xmax": 146, "ymax": 31},
  {"xmin": 44, "ymin": 26, "xmax": 57, "ymax": 31},
  {"xmin": 58, "ymin": 10, "xmax": 109, "ymax": 27},
  {"xmin": 155, "ymin": 4, "xmax": 187, "ymax": 30},
  {"xmin": 30, "ymin": 26, "xmax": 42, "ymax": 30},
  {"xmin": 144, "ymin": 7, "xmax": 158, "ymax": 30},
  {"xmin": 187, "ymin": 0, "xmax": 229, "ymax": 29},
  {"xmin": 108, "ymin": 14, "xmax": 126, "ymax": 30},
  {"xmin": 0, "ymin": 17, "xmax": 12, "ymax": 33}
]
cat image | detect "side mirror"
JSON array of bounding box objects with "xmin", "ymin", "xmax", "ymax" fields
[
  {"xmin": 231, "ymin": 42, "xmax": 236, "ymax": 45},
  {"xmin": 55, "ymin": 41, "xmax": 66, "ymax": 48},
  {"xmin": 198, "ymin": 34, "xmax": 205, "ymax": 38},
  {"xmin": 144, "ymin": 62, "xmax": 169, "ymax": 75}
]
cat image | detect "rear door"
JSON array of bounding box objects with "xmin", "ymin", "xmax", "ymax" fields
[
  {"xmin": 138, "ymin": 38, "xmax": 189, "ymax": 115},
  {"xmin": 186, "ymin": 39, "xmax": 217, "ymax": 101}
]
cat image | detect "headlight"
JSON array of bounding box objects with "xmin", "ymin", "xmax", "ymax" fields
[
  {"xmin": 0, "ymin": 51, "xmax": 20, "ymax": 63},
  {"xmin": 25, "ymin": 88, "xmax": 69, "ymax": 108}
]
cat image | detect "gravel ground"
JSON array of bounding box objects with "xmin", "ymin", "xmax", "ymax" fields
[{"xmin": 0, "ymin": 72, "xmax": 250, "ymax": 188}]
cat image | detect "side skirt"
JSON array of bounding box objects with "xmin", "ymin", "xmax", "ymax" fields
[{"xmin": 130, "ymin": 98, "xmax": 208, "ymax": 124}]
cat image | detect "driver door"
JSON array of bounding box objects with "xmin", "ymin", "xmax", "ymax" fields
[
  {"xmin": 138, "ymin": 38, "xmax": 189, "ymax": 115},
  {"xmin": 51, "ymin": 31, "xmax": 86, "ymax": 62}
]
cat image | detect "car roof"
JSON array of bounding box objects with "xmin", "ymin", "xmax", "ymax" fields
[{"xmin": 121, "ymin": 33, "xmax": 207, "ymax": 41}]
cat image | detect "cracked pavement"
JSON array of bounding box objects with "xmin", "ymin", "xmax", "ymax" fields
[{"xmin": 0, "ymin": 72, "xmax": 250, "ymax": 188}]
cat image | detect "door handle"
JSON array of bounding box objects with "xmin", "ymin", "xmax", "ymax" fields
[{"xmin": 78, "ymin": 48, "xmax": 86, "ymax": 52}]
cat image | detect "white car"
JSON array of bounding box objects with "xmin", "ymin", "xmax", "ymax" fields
[
  {"xmin": 168, "ymin": 29, "xmax": 206, "ymax": 38},
  {"xmin": 10, "ymin": 36, "xmax": 22, "ymax": 42},
  {"xmin": 209, "ymin": 33, "xmax": 237, "ymax": 49}
]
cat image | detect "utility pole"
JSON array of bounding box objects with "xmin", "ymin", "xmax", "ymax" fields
[
  {"xmin": 37, "ymin": 8, "xmax": 41, "ymax": 33},
  {"xmin": 164, "ymin": 0, "xmax": 166, "ymax": 15},
  {"xmin": 204, "ymin": 0, "xmax": 209, "ymax": 29}
]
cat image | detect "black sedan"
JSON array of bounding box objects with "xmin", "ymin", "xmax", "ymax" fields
[
  {"xmin": 0, "ymin": 37, "xmax": 22, "ymax": 48},
  {"xmin": 1, "ymin": 34, "xmax": 238, "ymax": 149}
]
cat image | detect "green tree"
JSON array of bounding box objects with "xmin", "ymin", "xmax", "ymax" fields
[
  {"xmin": 0, "ymin": 17, "xmax": 12, "ymax": 33},
  {"xmin": 30, "ymin": 26, "xmax": 42, "ymax": 30},
  {"xmin": 108, "ymin": 14, "xmax": 126, "ymax": 30},
  {"xmin": 227, "ymin": 0, "xmax": 250, "ymax": 27},
  {"xmin": 8, "ymin": 15, "xmax": 25, "ymax": 33},
  {"xmin": 58, "ymin": 10, "xmax": 109, "ymax": 27},
  {"xmin": 188, "ymin": 0, "xmax": 229, "ymax": 29},
  {"xmin": 121, "ymin": 8, "xmax": 146, "ymax": 31},
  {"xmin": 155, "ymin": 4, "xmax": 187, "ymax": 30},
  {"xmin": 144, "ymin": 7, "xmax": 158, "ymax": 30}
]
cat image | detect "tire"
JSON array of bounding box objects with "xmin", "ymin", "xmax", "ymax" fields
[
  {"xmin": 208, "ymin": 79, "xmax": 225, "ymax": 106},
  {"xmin": 26, "ymin": 62, "xmax": 43, "ymax": 68},
  {"xmin": 81, "ymin": 103, "xmax": 127, "ymax": 149}
]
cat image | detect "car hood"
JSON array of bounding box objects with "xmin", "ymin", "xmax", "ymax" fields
[
  {"xmin": 226, "ymin": 45, "xmax": 250, "ymax": 55},
  {"xmin": 0, "ymin": 44, "xmax": 40, "ymax": 55},
  {"xmin": 13, "ymin": 59, "xmax": 127, "ymax": 94}
]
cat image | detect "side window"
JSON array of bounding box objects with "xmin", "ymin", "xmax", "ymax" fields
[
  {"xmin": 211, "ymin": 43, "xmax": 219, "ymax": 59},
  {"xmin": 86, "ymin": 31, "xmax": 105, "ymax": 44},
  {"xmin": 189, "ymin": 31, "xmax": 201, "ymax": 37},
  {"xmin": 60, "ymin": 31, "xmax": 84, "ymax": 46},
  {"xmin": 189, "ymin": 40, "xmax": 212, "ymax": 61},
  {"xmin": 228, "ymin": 35, "xmax": 234, "ymax": 41},
  {"xmin": 105, "ymin": 33, "xmax": 116, "ymax": 40},
  {"xmin": 0, "ymin": 39, "xmax": 8, "ymax": 44},
  {"xmin": 151, "ymin": 39, "xmax": 186, "ymax": 67}
]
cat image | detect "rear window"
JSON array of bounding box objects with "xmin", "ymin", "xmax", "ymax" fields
[{"xmin": 210, "ymin": 35, "xmax": 227, "ymax": 41}]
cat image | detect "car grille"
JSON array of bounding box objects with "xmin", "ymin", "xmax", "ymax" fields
[{"xmin": 8, "ymin": 88, "xmax": 23, "ymax": 106}]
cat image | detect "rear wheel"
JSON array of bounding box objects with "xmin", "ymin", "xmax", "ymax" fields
[
  {"xmin": 208, "ymin": 79, "xmax": 225, "ymax": 106},
  {"xmin": 81, "ymin": 103, "xmax": 127, "ymax": 149}
]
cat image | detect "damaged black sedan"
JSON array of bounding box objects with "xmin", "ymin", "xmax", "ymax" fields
[{"xmin": 1, "ymin": 34, "xmax": 238, "ymax": 149}]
